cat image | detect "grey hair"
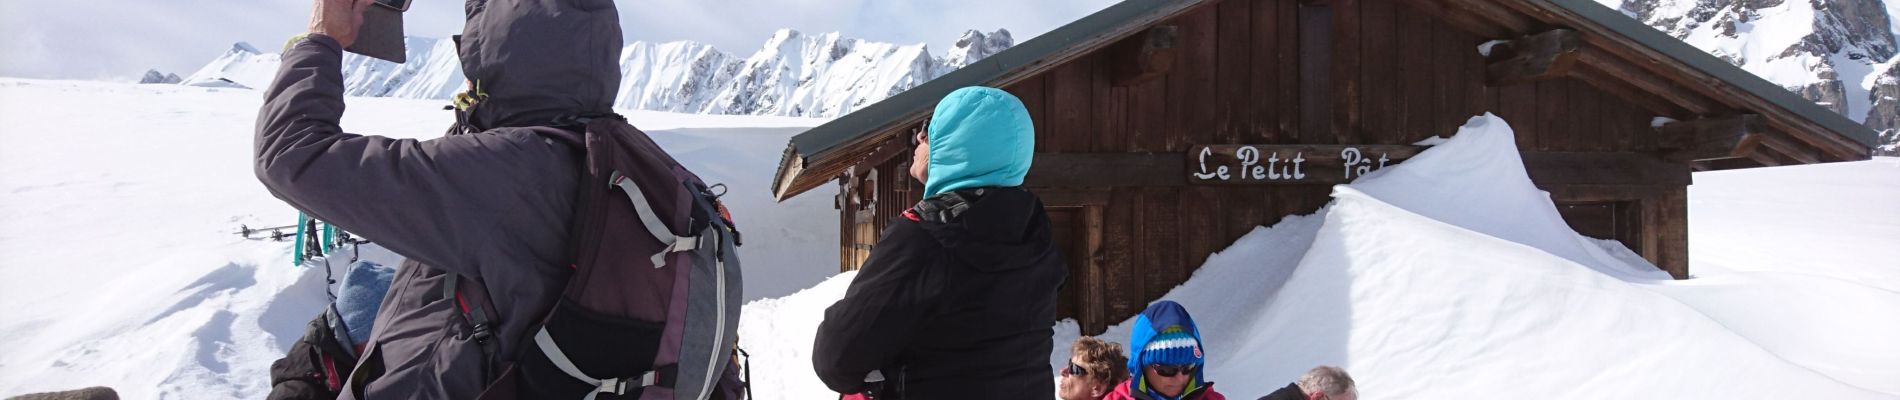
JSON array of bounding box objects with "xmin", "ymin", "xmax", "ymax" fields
[{"xmin": 1296, "ymin": 366, "xmax": 1357, "ymax": 397}]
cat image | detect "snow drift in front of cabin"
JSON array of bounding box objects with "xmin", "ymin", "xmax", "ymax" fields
[{"xmin": 737, "ymin": 113, "xmax": 1900, "ymax": 399}]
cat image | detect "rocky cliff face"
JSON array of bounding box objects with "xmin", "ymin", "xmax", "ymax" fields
[{"xmin": 1615, "ymin": 0, "xmax": 1900, "ymax": 154}]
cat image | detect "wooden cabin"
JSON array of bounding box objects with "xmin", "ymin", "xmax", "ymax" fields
[{"xmin": 770, "ymin": 0, "xmax": 1879, "ymax": 334}]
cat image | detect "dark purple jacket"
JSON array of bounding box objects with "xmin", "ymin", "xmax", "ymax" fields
[{"xmin": 255, "ymin": 1, "xmax": 623, "ymax": 398}]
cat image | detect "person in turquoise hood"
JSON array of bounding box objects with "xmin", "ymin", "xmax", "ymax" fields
[
  {"xmin": 1105, "ymin": 300, "xmax": 1228, "ymax": 400},
  {"xmin": 814, "ymin": 86, "xmax": 1067, "ymax": 399}
]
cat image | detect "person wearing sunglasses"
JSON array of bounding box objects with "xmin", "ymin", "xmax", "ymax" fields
[
  {"xmin": 1061, "ymin": 337, "xmax": 1130, "ymax": 400},
  {"xmin": 1105, "ymin": 300, "xmax": 1227, "ymax": 400}
]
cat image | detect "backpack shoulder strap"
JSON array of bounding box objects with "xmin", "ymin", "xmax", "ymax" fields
[{"xmin": 609, "ymin": 170, "xmax": 698, "ymax": 268}]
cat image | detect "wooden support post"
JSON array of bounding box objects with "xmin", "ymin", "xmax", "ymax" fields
[
  {"xmin": 1655, "ymin": 114, "xmax": 1766, "ymax": 162},
  {"xmin": 1486, "ymin": 29, "xmax": 1583, "ymax": 86},
  {"xmin": 1658, "ymin": 187, "xmax": 1689, "ymax": 279},
  {"xmin": 1105, "ymin": 26, "xmax": 1179, "ymax": 87}
]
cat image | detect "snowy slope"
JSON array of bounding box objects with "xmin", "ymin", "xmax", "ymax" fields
[
  {"xmin": 739, "ymin": 114, "xmax": 1900, "ymax": 398},
  {"xmin": 0, "ymin": 78, "xmax": 835, "ymax": 399},
  {"xmin": 179, "ymin": 29, "xmax": 1014, "ymax": 118}
]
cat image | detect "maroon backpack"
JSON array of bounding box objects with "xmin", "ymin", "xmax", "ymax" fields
[{"xmin": 465, "ymin": 115, "xmax": 746, "ymax": 400}]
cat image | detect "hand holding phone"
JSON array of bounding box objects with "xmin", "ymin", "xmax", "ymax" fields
[
  {"xmin": 308, "ymin": 0, "xmax": 373, "ymax": 48},
  {"xmin": 347, "ymin": 0, "xmax": 410, "ymax": 63}
]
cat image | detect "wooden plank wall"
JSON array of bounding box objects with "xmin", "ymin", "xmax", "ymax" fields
[{"xmin": 847, "ymin": 0, "xmax": 1691, "ymax": 332}]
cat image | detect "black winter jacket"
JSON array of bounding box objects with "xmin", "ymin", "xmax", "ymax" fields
[
  {"xmin": 1257, "ymin": 383, "xmax": 1306, "ymax": 400},
  {"xmin": 812, "ymin": 187, "xmax": 1067, "ymax": 399}
]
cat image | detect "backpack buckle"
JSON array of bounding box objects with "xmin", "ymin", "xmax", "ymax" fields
[
  {"xmin": 469, "ymin": 323, "xmax": 493, "ymax": 344},
  {"xmin": 598, "ymin": 377, "xmax": 629, "ymax": 395}
]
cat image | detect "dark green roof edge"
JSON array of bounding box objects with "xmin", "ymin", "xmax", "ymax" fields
[
  {"xmin": 786, "ymin": 0, "xmax": 1192, "ymax": 161},
  {"xmin": 1548, "ymin": 0, "xmax": 1879, "ymax": 149}
]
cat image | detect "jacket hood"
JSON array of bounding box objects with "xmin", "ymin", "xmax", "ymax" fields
[
  {"xmin": 459, "ymin": 0, "xmax": 622, "ymax": 130},
  {"xmin": 1127, "ymin": 300, "xmax": 1208, "ymax": 399},
  {"xmin": 923, "ymin": 86, "xmax": 1035, "ymax": 198},
  {"xmin": 918, "ymin": 187, "xmax": 1055, "ymax": 273}
]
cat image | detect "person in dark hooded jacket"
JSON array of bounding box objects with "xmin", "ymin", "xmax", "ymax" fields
[
  {"xmin": 257, "ymin": 0, "xmax": 625, "ymax": 398},
  {"xmin": 812, "ymin": 86, "xmax": 1067, "ymax": 399}
]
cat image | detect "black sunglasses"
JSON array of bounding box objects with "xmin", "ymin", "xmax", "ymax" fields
[
  {"xmin": 1149, "ymin": 364, "xmax": 1196, "ymax": 378},
  {"xmin": 909, "ymin": 119, "xmax": 931, "ymax": 147},
  {"xmin": 1065, "ymin": 361, "xmax": 1089, "ymax": 377}
]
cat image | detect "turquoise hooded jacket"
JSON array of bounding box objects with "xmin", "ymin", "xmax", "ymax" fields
[{"xmin": 922, "ymin": 86, "xmax": 1036, "ymax": 198}]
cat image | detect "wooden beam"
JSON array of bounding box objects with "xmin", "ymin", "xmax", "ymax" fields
[
  {"xmin": 1486, "ymin": 29, "xmax": 1583, "ymax": 86},
  {"xmin": 1105, "ymin": 26, "xmax": 1180, "ymax": 87},
  {"xmin": 1569, "ymin": 62, "xmax": 1688, "ymax": 116},
  {"xmin": 1696, "ymin": 157, "xmax": 1766, "ymax": 171},
  {"xmin": 1027, "ymin": 153, "xmax": 1185, "ymax": 187},
  {"xmin": 1744, "ymin": 147, "xmax": 1786, "ymax": 167},
  {"xmin": 1756, "ymin": 130, "xmax": 1822, "ymax": 164},
  {"xmin": 1542, "ymin": 184, "xmax": 1672, "ymax": 203},
  {"xmin": 1655, "ymin": 114, "xmax": 1766, "ymax": 162},
  {"xmin": 1522, "ymin": 151, "xmax": 1692, "ymax": 186},
  {"xmin": 1575, "ymin": 47, "xmax": 1726, "ymax": 115}
]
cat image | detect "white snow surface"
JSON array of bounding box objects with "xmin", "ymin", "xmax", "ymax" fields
[
  {"xmin": 4, "ymin": 76, "xmax": 1897, "ymax": 399},
  {"xmin": 0, "ymin": 78, "xmax": 835, "ymax": 399}
]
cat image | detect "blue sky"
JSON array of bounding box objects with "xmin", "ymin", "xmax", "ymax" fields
[{"xmin": 0, "ymin": 0, "xmax": 1112, "ymax": 81}]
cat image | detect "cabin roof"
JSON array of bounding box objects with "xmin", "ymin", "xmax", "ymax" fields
[{"xmin": 770, "ymin": 0, "xmax": 1879, "ymax": 201}]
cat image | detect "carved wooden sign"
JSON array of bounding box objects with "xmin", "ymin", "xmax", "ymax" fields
[{"xmin": 1187, "ymin": 144, "xmax": 1421, "ymax": 184}]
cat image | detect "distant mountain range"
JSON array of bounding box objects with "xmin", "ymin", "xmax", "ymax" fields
[{"xmin": 170, "ymin": 29, "xmax": 1012, "ymax": 119}]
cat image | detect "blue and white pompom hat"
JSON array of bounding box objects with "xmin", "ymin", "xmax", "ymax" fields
[
  {"xmin": 1141, "ymin": 327, "xmax": 1204, "ymax": 367},
  {"xmin": 1126, "ymin": 300, "xmax": 1208, "ymax": 397}
]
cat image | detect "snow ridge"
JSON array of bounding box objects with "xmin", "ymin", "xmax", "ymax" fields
[{"xmin": 178, "ymin": 29, "xmax": 1014, "ymax": 118}]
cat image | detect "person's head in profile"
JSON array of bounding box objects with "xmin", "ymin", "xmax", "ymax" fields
[
  {"xmin": 1060, "ymin": 337, "xmax": 1129, "ymax": 400},
  {"xmin": 1294, "ymin": 366, "xmax": 1356, "ymax": 400},
  {"xmin": 1258, "ymin": 366, "xmax": 1357, "ymax": 400}
]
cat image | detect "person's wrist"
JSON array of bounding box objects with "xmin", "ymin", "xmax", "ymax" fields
[{"xmin": 283, "ymin": 33, "xmax": 342, "ymax": 54}]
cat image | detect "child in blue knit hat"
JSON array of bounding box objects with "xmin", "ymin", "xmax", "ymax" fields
[{"xmin": 1104, "ymin": 300, "xmax": 1227, "ymax": 400}]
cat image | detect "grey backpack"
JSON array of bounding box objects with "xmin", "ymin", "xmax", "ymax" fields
[{"xmin": 467, "ymin": 115, "xmax": 745, "ymax": 400}]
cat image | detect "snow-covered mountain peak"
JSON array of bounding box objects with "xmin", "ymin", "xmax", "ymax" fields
[
  {"xmin": 945, "ymin": 29, "xmax": 1015, "ymax": 69},
  {"xmin": 232, "ymin": 42, "xmax": 263, "ymax": 55},
  {"xmin": 179, "ymin": 29, "xmax": 1009, "ymax": 119}
]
